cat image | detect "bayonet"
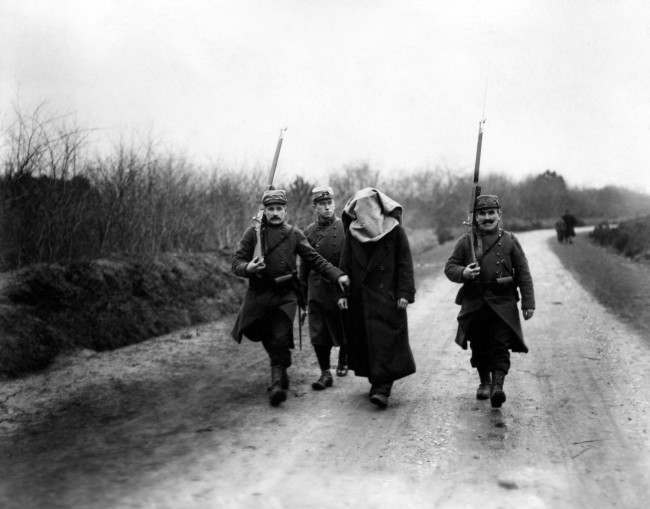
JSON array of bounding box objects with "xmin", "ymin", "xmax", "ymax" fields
[
  {"xmin": 466, "ymin": 118, "xmax": 486, "ymax": 263},
  {"xmin": 252, "ymin": 128, "xmax": 287, "ymax": 262}
]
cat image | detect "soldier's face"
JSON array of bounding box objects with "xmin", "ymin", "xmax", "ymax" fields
[
  {"xmin": 313, "ymin": 198, "xmax": 335, "ymax": 219},
  {"xmin": 476, "ymin": 208, "xmax": 501, "ymax": 232},
  {"xmin": 264, "ymin": 204, "xmax": 287, "ymax": 225}
]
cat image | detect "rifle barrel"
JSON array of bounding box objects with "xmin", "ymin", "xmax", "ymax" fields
[
  {"xmin": 468, "ymin": 119, "xmax": 486, "ymax": 264},
  {"xmin": 254, "ymin": 127, "xmax": 288, "ymax": 260},
  {"xmin": 267, "ymin": 127, "xmax": 287, "ymax": 187},
  {"xmin": 473, "ymin": 120, "xmax": 484, "ymax": 183}
]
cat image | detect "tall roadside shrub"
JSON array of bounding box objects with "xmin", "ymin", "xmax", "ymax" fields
[{"xmin": 2, "ymin": 105, "xmax": 649, "ymax": 271}]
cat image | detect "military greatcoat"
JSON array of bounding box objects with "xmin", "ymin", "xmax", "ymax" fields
[
  {"xmin": 299, "ymin": 216, "xmax": 346, "ymax": 346},
  {"xmin": 231, "ymin": 222, "xmax": 344, "ymax": 343},
  {"xmin": 444, "ymin": 229, "xmax": 535, "ymax": 352},
  {"xmin": 340, "ymin": 224, "xmax": 416, "ymax": 384}
]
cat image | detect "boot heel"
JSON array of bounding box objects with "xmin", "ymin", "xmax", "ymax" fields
[
  {"xmin": 476, "ymin": 368, "xmax": 491, "ymax": 400},
  {"xmin": 269, "ymin": 366, "xmax": 287, "ymax": 406},
  {"xmin": 490, "ymin": 370, "xmax": 507, "ymax": 408}
]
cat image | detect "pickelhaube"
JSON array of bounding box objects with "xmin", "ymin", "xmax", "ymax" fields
[
  {"xmin": 474, "ymin": 194, "xmax": 500, "ymax": 211},
  {"xmin": 311, "ymin": 185, "xmax": 334, "ymax": 203},
  {"xmin": 262, "ymin": 189, "xmax": 288, "ymax": 206}
]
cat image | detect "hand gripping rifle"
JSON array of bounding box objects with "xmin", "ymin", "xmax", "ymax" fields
[
  {"xmin": 465, "ymin": 119, "xmax": 485, "ymax": 263},
  {"xmin": 251, "ymin": 128, "xmax": 288, "ymax": 263}
]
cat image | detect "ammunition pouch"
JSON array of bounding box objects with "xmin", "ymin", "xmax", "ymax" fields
[
  {"xmin": 273, "ymin": 271, "xmax": 307, "ymax": 309},
  {"xmin": 459, "ymin": 277, "xmax": 516, "ymax": 301},
  {"xmin": 250, "ymin": 271, "xmax": 294, "ymax": 292},
  {"xmin": 272, "ymin": 273, "xmax": 295, "ymax": 290},
  {"xmin": 495, "ymin": 276, "xmax": 513, "ymax": 285}
]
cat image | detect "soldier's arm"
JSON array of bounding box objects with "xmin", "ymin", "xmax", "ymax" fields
[
  {"xmin": 232, "ymin": 227, "xmax": 257, "ymax": 278},
  {"xmin": 297, "ymin": 255, "xmax": 310, "ymax": 301},
  {"xmin": 395, "ymin": 226, "xmax": 416, "ymax": 303},
  {"xmin": 297, "ymin": 226, "xmax": 312, "ymax": 287},
  {"xmin": 511, "ymin": 235, "xmax": 535, "ymax": 310},
  {"xmin": 295, "ymin": 230, "xmax": 344, "ymax": 283},
  {"xmin": 444, "ymin": 236, "xmax": 469, "ymax": 283},
  {"xmin": 338, "ymin": 229, "xmax": 352, "ymax": 275}
]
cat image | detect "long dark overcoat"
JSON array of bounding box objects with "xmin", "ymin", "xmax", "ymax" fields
[
  {"xmin": 444, "ymin": 229, "xmax": 535, "ymax": 352},
  {"xmin": 561, "ymin": 213, "xmax": 577, "ymax": 237},
  {"xmin": 299, "ymin": 217, "xmax": 346, "ymax": 346},
  {"xmin": 339, "ymin": 224, "xmax": 416, "ymax": 384},
  {"xmin": 231, "ymin": 222, "xmax": 343, "ymax": 343}
]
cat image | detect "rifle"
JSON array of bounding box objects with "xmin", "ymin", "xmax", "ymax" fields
[
  {"xmin": 252, "ymin": 128, "xmax": 288, "ymax": 263},
  {"xmin": 295, "ymin": 275, "xmax": 307, "ymax": 351},
  {"xmin": 466, "ymin": 119, "xmax": 485, "ymax": 263}
]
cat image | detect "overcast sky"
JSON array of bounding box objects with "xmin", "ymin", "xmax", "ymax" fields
[{"xmin": 2, "ymin": 0, "xmax": 649, "ymax": 192}]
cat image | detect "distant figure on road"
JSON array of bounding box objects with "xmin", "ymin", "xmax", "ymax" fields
[
  {"xmin": 231, "ymin": 189, "xmax": 349, "ymax": 407},
  {"xmin": 561, "ymin": 210, "xmax": 578, "ymax": 243},
  {"xmin": 444, "ymin": 194, "xmax": 535, "ymax": 408},
  {"xmin": 337, "ymin": 188, "xmax": 416, "ymax": 409},
  {"xmin": 554, "ymin": 218, "xmax": 567, "ymax": 243},
  {"xmin": 299, "ymin": 185, "xmax": 349, "ymax": 391}
]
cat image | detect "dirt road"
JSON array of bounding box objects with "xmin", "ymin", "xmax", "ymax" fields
[{"xmin": 1, "ymin": 229, "xmax": 649, "ymax": 508}]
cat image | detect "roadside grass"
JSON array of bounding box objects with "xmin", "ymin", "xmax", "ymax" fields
[
  {"xmin": 0, "ymin": 227, "xmax": 452, "ymax": 379},
  {"xmin": 0, "ymin": 253, "xmax": 245, "ymax": 377},
  {"xmin": 590, "ymin": 215, "xmax": 650, "ymax": 261},
  {"xmin": 549, "ymin": 232, "xmax": 650, "ymax": 341},
  {"xmin": 412, "ymin": 235, "xmax": 456, "ymax": 285}
]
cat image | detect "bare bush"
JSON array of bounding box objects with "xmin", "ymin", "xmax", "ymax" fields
[
  {"xmin": 0, "ymin": 105, "xmax": 96, "ymax": 267},
  {"xmin": 0, "ymin": 106, "xmax": 269, "ymax": 268},
  {"xmin": 330, "ymin": 162, "xmax": 381, "ymax": 205},
  {"xmin": 285, "ymin": 175, "xmax": 314, "ymax": 227},
  {"xmin": 2, "ymin": 105, "xmax": 650, "ymax": 271}
]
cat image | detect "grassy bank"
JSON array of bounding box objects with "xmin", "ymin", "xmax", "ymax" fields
[
  {"xmin": 0, "ymin": 253, "xmax": 245, "ymax": 377},
  {"xmin": 549, "ymin": 232, "xmax": 650, "ymax": 341},
  {"xmin": 590, "ymin": 215, "xmax": 650, "ymax": 261},
  {"xmin": 0, "ymin": 226, "xmax": 447, "ymax": 379}
]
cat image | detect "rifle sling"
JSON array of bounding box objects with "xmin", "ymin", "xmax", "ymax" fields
[
  {"xmin": 477, "ymin": 231, "xmax": 515, "ymax": 280},
  {"xmin": 263, "ymin": 226, "xmax": 294, "ymax": 258},
  {"xmin": 477, "ymin": 232, "xmax": 502, "ymax": 263}
]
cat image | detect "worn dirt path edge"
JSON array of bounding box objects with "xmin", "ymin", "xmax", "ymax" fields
[{"xmin": 1, "ymin": 229, "xmax": 649, "ymax": 508}]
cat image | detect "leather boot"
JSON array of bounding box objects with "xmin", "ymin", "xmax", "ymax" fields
[
  {"xmin": 312, "ymin": 370, "xmax": 333, "ymax": 390},
  {"xmin": 490, "ymin": 370, "xmax": 506, "ymax": 408},
  {"xmin": 369, "ymin": 382, "xmax": 392, "ymax": 409},
  {"xmin": 281, "ymin": 367, "xmax": 289, "ymax": 390},
  {"xmin": 476, "ymin": 368, "xmax": 491, "ymax": 400},
  {"xmin": 336, "ymin": 349, "xmax": 348, "ymax": 377},
  {"xmin": 269, "ymin": 366, "xmax": 287, "ymax": 406}
]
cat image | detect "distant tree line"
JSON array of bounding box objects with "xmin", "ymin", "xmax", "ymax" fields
[{"xmin": 2, "ymin": 107, "xmax": 649, "ymax": 270}]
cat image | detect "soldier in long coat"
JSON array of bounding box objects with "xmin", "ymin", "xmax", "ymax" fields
[
  {"xmin": 299, "ymin": 185, "xmax": 348, "ymax": 391},
  {"xmin": 561, "ymin": 209, "xmax": 578, "ymax": 243},
  {"xmin": 444, "ymin": 194, "xmax": 535, "ymax": 408},
  {"xmin": 232, "ymin": 189, "xmax": 349, "ymax": 407},
  {"xmin": 338, "ymin": 187, "xmax": 416, "ymax": 409}
]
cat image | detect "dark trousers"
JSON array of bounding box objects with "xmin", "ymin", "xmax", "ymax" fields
[
  {"xmin": 261, "ymin": 310, "xmax": 293, "ymax": 368},
  {"xmin": 468, "ymin": 305, "xmax": 513, "ymax": 374},
  {"xmin": 369, "ymin": 381, "xmax": 393, "ymax": 396},
  {"xmin": 313, "ymin": 344, "xmax": 348, "ymax": 371}
]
